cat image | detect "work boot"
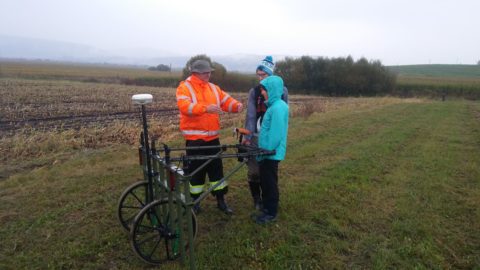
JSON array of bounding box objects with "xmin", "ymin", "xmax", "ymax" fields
[
  {"xmin": 250, "ymin": 208, "xmax": 265, "ymax": 221},
  {"xmin": 216, "ymin": 195, "xmax": 233, "ymax": 215},
  {"xmin": 255, "ymin": 213, "xmax": 277, "ymax": 225}
]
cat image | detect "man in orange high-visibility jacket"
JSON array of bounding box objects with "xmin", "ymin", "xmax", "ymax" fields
[{"xmin": 176, "ymin": 59, "xmax": 243, "ymax": 215}]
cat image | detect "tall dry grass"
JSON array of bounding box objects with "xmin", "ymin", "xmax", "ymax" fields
[{"xmin": 2, "ymin": 96, "xmax": 420, "ymax": 163}]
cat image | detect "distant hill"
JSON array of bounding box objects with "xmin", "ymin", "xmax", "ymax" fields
[
  {"xmin": 0, "ymin": 35, "xmax": 114, "ymax": 63},
  {"xmin": 388, "ymin": 64, "xmax": 480, "ymax": 78},
  {"xmin": 0, "ymin": 35, "xmax": 278, "ymax": 73}
]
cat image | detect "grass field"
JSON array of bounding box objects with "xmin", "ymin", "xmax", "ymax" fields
[
  {"xmin": 3, "ymin": 60, "xmax": 480, "ymax": 100},
  {"xmin": 0, "ymin": 77, "xmax": 323, "ymax": 174},
  {"xmin": 0, "ymin": 60, "xmax": 180, "ymax": 81},
  {"xmin": 388, "ymin": 64, "xmax": 480, "ymax": 99},
  {"xmin": 388, "ymin": 64, "xmax": 480, "ymax": 78},
  {"xmin": 1, "ymin": 98, "xmax": 479, "ymax": 269}
]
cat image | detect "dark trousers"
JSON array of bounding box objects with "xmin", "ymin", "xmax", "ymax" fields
[
  {"xmin": 185, "ymin": 138, "xmax": 226, "ymax": 196},
  {"xmin": 259, "ymin": 159, "xmax": 280, "ymax": 216}
]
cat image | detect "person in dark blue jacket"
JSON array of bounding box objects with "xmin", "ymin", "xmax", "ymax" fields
[{"xmin": 254, "ymin": 75, "xmax": 289, "ymax": 224}]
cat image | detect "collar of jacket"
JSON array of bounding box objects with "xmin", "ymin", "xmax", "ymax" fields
[{"xmin": 188, "ymin": 74, "xmax": 209, "ymax": 86}]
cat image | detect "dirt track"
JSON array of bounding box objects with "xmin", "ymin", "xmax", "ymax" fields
[{"xmin": 0, "ymin": 108, "xmax": 179, "ymax": 135}]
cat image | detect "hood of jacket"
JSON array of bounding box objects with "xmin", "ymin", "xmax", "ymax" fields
[{"xmin": 260, "ymin": 75, "xmax": 284, "ymax": 107}]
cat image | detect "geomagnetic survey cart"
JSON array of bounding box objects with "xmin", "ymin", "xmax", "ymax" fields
[{"xmin": 117, "ymin": 94, "xmax": 274, "ymax": 269}]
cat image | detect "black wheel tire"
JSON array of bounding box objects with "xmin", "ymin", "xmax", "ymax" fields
[
  {"xmin": 117, "ymin": 181, "xmax": 148, "ymax": 232},
  {"xmin": 130, "ymin": 198, "xmax": 197, "ymax": 265}
]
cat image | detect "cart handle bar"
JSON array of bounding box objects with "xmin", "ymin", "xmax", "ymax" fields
[{"xmin": 156, "ymin": 143, "xmax": 255, "ymax": 152}]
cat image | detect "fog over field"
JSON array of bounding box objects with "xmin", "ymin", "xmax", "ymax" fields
[
  {"xmin": 1, "ymin": 0, "xmax": 479, "ymax": 68},
  {"xmin": 0, "ymin": 35, "xmax": 266, "ymax": 72}
]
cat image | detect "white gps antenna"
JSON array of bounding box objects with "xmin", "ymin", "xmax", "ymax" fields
[{"xmin": 132, "ymin": 94, "xmax": 153, "ymax": 105}]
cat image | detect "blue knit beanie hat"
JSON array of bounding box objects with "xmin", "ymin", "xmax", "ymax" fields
[{"xmin": 256, "ymin": 55, "xmax": 275, "ymax": 75}]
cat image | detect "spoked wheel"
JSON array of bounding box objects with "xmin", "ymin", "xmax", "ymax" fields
[
  {"xmin": 117, "ymin": 181, "xmax": 148, "ymax": 232},
  {"xmin": 130, "ymin": 198, "xmax": 197, "ymax": 265}
]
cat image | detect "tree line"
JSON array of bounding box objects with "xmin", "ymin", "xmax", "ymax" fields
[
  {"xmin": 143, "ymin": 55, "xmax": 397, "ymax": 96},
  {"xmin": 176, "ymin": 54, "xmax": 397, "ymax": 96},
  {"xmin": 148, "ymin": 64, "xmax": 171, "ymax": 72},
  {"xmin": 275, "ymin": 56, "xmax": 396, "ymax": 96}
]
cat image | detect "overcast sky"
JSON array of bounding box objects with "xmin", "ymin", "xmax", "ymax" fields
[{"xmin": 1, "ymin": 0, "xmax": 479, "ymax": 65}]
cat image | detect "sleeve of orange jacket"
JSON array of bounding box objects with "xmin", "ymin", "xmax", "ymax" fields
[
  {"xmin": 176, "ymin": 83, "xmax": 207, "ymax": 116},
  {"xmin": 216, "ymin": 86, "xmax": 242, "ymax": 113}
]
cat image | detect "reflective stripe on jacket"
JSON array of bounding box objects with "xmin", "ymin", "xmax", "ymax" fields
[{"xmin": 176, "ymin": 74, "xmax": 241, "ymax": 141}]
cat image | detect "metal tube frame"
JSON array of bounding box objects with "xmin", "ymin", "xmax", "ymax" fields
[
  {"xmin": 131, "ymin": 103, "xmax": 275, "ymax": 269},
  {"xmin": 136, "ymin": 139, "xmax": 273, "ymax": 269}
]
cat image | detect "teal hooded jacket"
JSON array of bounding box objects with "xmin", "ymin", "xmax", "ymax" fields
[{"xmin": 257, "ymin": 75, "xmax": 289, "ymax": 161}]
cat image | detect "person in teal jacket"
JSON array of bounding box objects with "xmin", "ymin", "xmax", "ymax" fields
[{"xmin": 254, "ymin": 75, "xmax": 289, "ymax": 224}]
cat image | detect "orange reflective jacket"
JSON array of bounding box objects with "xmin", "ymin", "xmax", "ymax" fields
[{"xmin": 176, "ymin": 75, "xmax": 242, "ymax": 141}]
